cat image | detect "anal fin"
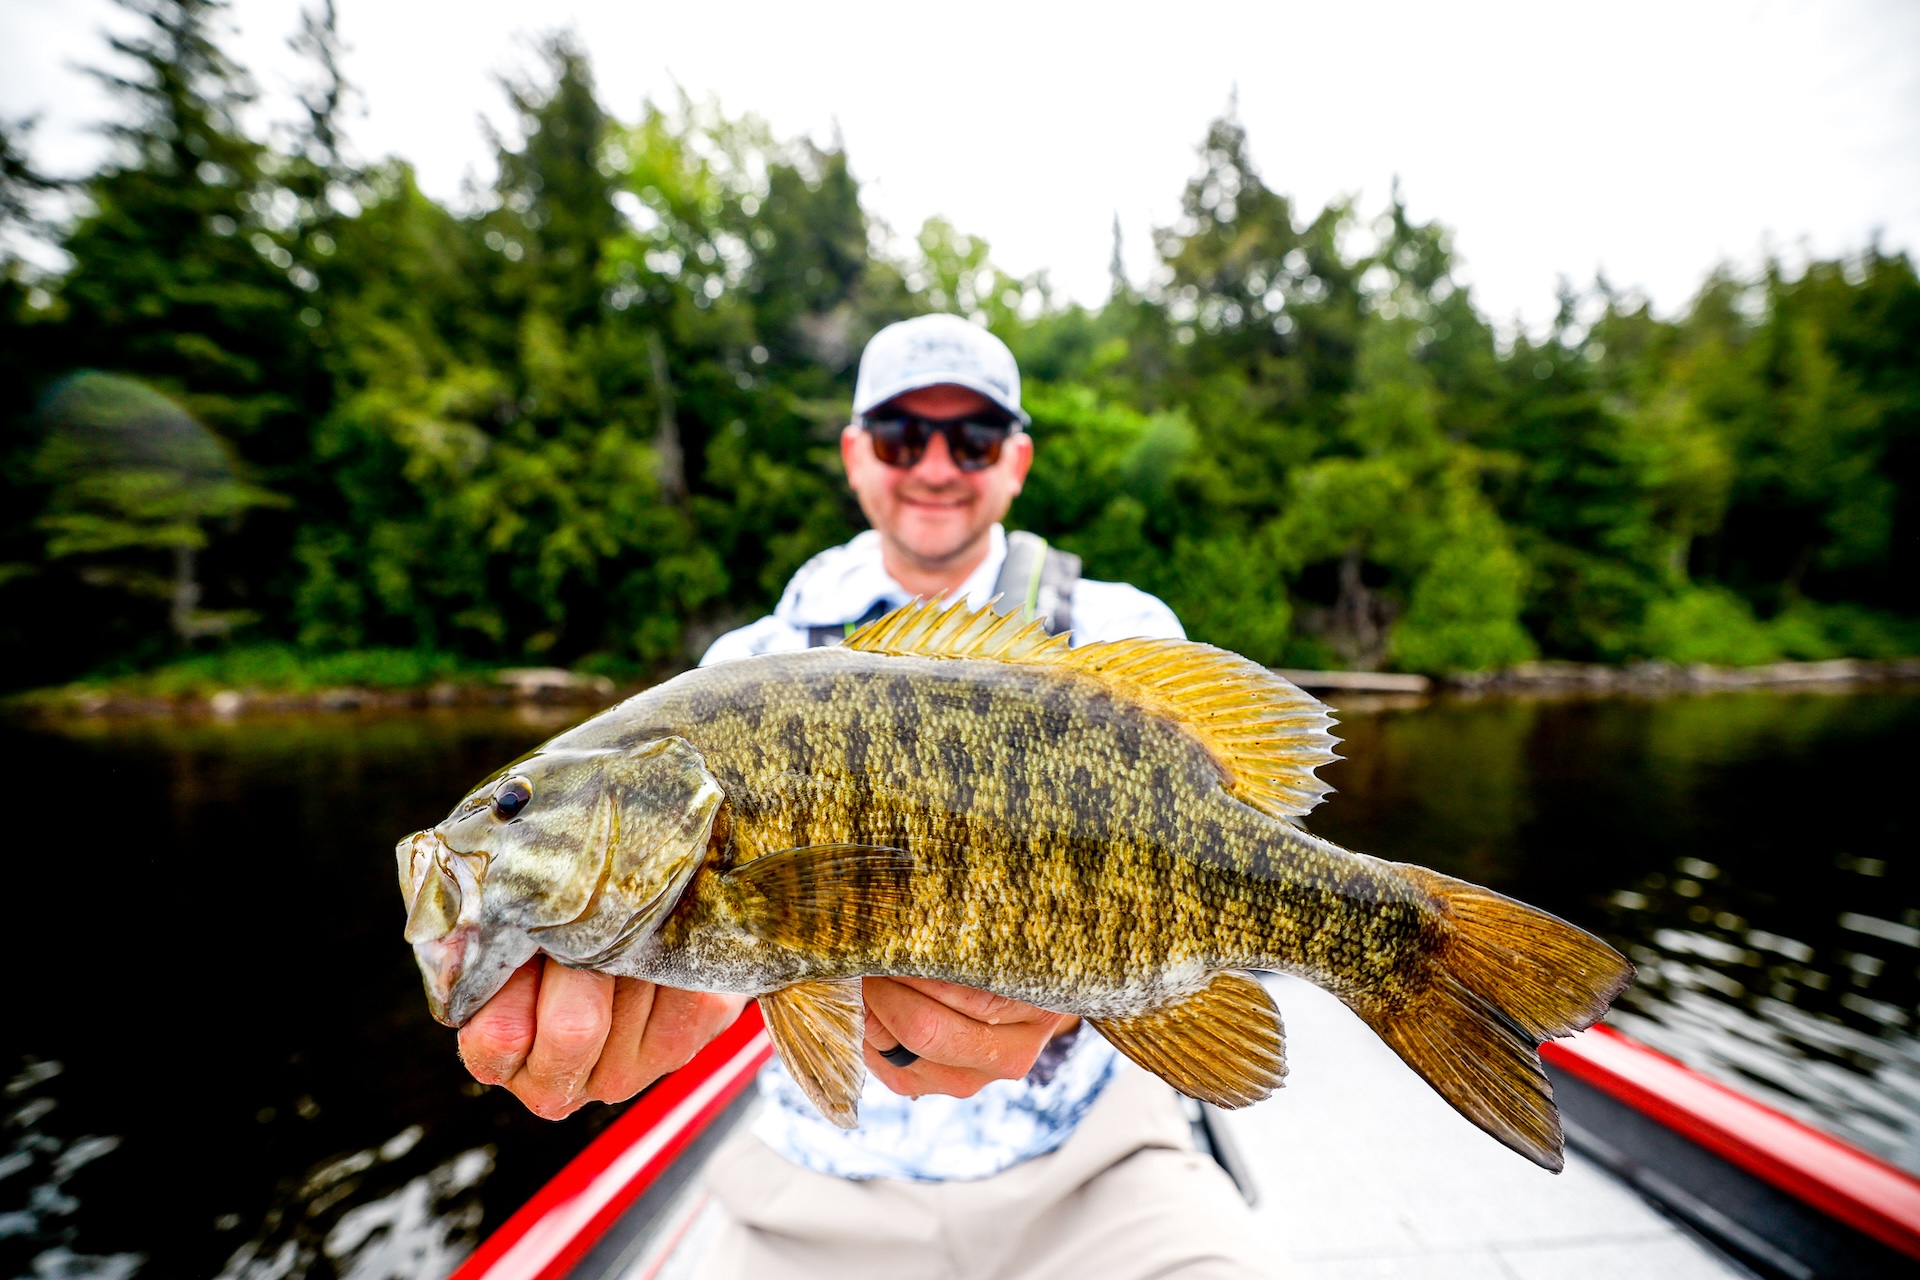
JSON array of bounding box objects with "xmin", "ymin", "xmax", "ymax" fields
[
  {"xmin": 1091, "ymin": 970, "xmax": 1286, "ymax": 1108},
  {"xmin": 760, "ymin": 978, "xmax": 867, "ymax": 1128}
]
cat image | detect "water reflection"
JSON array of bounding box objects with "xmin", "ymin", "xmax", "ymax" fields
[
  {"xmin": 1602, "ymin": 855, "xmax": 1920, "ymax": 1173},
  {"xmin": 3, "ymin": 1060, "xmax": 144, "ymax": 1280},
  {"xmin": 214, "ymin": 1130, "xmax": 492, "ymax": 1280}
]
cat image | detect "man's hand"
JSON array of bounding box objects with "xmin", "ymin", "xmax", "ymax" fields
[
  {"xmin": 862, "ymin": 976, "xmax": 1076, "ymax": 1099},
  {"xmin": 458, "ymin": 957, "xmax": 746, "ymax": 1120},
  {"xmin": 458, "ymin": 962, "xmax": 1067, "ymax": 1117}
]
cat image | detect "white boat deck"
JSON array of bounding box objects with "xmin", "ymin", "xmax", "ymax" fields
[
  {"xmin": 633, "ymin": 977, "xmax": 1749, "ymax": 1280},
  {"xmin": 1228, "ymin": 975, "xmax": 1745, "ymax": 1279}
]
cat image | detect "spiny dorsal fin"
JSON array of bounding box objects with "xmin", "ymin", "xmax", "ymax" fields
[
  {"xmin": 844, "ymin": 597, "xmax": 1340, "ymax": 820},
  {"xmin": 844, "ymin": 593, "xmax": 1068, "ymax": 664},
  {"xmin": 1091, "ymin": 970, "xmax": 1287, "ymax": 1108}
]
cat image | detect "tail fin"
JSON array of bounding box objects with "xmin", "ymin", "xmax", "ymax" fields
[{"xmin": 1355, "ymin": 866, "xmax": 1634, "ymax": 1172}]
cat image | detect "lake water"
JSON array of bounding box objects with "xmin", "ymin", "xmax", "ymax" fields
[{"xmin": 4, "ymin": 687, "xmax": 1916, "ymax": 1278}]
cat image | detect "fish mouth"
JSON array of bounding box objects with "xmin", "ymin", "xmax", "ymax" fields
[
  {"xmin": 398, "ymin": 830, "xmax": 444, "ymax": 922},
  {"xmin": 396, "ymin": 828, "xmax": 538, "ymax": 1026},
  {"xmin": 412, "ymin": 920, "xmax": 535, "ymax": 1028},
  {"xmin": 396, "ymin": 829, "xmax": 497, "ymax": 1026},
  {"xmin": 415, "ymin": 923, "xmax": 477, "ymax": 1025},
  {"xmin": 399, "ymin": 830, "xmax": 466, "ymax": 941}
]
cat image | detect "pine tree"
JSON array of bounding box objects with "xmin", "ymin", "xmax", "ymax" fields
[
  {"xmin": 55, "ymin": 0, "xmax": 323, "ymax": 641},
  {"xmin": 32, "ymin": 372, "xmax": 278, "ymax": 641},
  {"xmin": 1155, "ymin": 112, "xmax": 1363, "ymax": 475},
  {"xmin": 0, "ymin": 118, "xmax": 70, "ymax": 676},
  {"xmin": 493, "ymin": 34, "xmax": 624, "ymax": 327},
  {"xmin": 62, "ymin": 0, "xmax": 313, "ymax": 441}
]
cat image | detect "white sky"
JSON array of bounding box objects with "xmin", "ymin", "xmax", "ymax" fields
[{"xmin": 5, "ymin": 0, "xmax": 1918, "ymax": 329}]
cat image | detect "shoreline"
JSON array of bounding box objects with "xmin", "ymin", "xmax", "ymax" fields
[
  {"xmin": 5, "ymin": 666, "xmax": 631, "ymax": 722},
  {"xmin": 1287, "ymin": 656, "xmax": 1920, "ymax": 714},
  {"xmin": 9, "ymin": 656, "xmax": 1920, "ymax": 723},
  {"xmin": 1281, "ymin": 656, "xmax": 1920, "ymax": 697},
  {"xmin": 1446, "ymin": 655, "xmax": 1920, "ymax": 694}
]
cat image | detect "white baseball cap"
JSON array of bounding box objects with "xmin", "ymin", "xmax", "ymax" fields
[{"xmin": 852, "ymin": 313, "xmax": 1029, "ymax": 425}]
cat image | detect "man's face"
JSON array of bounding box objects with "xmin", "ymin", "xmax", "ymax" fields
[{"xmin": 841, "ymin": 383, "xmax": 1033, "ymax": 575}]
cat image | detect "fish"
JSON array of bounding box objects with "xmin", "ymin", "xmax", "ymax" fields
[{"xmin": 397, "ymin": 598, "xmax": 1632, "ymax": 1171}]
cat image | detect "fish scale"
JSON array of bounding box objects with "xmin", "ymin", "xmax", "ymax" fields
[
  {"xmin": 398, "ymin": 598, "xmax": 1632, "ymax": 1170},
  {"xmin": 656, "ymin": 647, "xmax": 1418, "ymax": 998}
]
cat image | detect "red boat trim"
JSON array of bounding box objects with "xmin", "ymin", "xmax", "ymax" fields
[
  {"xmin": 451, "ymin": 1003, "xmax": 773, "ymax": 1280},
  {"xmin": 1543, "ymin": 1023, "xmax": 1920, "ymax": 1259}
]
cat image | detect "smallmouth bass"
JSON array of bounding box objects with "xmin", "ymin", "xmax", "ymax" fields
[{"xmin": 397, "ymin": 599, "xmax": 1631, "ymax": 1170}]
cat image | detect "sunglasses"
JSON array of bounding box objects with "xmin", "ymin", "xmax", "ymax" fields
[{"xmin": 861, "ymin": 411, "xmax": 1016, "ymax": 473}]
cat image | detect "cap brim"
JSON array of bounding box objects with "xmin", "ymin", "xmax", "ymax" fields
[{"xmin": 854, "ymin": 372, "xmax": 1029, "ymax": 425}]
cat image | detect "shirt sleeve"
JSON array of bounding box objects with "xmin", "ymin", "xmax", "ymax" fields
[
  {"xmin": 1067, "ymin": 579, "xmax": 1187, "ymax": 644},
  {"xmin": 698, "ymin": 614, "xmax": 810, "ymax": 666}
]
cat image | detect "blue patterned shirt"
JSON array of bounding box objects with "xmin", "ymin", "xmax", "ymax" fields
[{"xmin": 751, "ymin": 1027, "xmax": 1119, "ymax": 1182}]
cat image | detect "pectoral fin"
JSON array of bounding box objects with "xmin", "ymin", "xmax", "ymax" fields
[
  {"xmin": 760, "ymin": 979, "xmax": 867, "ymax": 1128},
  {"xmin": 725, "ymin": 843, "xmax": 915, "ymax": 950},
  {"xmin": 1091, "ymin": 970, "xmax": 1286, "ymax": 1108}
]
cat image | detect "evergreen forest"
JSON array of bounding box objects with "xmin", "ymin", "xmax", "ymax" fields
[{"xmin": 4, "ymin": 0, "xmax": 1917, "ymax": 693}]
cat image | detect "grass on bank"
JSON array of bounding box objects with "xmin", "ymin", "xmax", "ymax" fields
[
  {"xmin": 1638, "ymin": 593, "xmax": 1920, "ymax": 667},
  {"xmin": 18, "ymin": 645, "xmax": 496, "ymax": 702}
]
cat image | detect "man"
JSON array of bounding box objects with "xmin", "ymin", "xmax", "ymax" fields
[{"xmin": 457, "ymin": 315, "xmax": 1278, "ymax": 1278}]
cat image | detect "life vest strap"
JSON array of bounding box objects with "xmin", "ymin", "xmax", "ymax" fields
[{"xmin": 994, "ymin": 530, "xmax": 1079, "ymax": 636}]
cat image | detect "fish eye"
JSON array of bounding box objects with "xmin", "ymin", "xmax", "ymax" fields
[{"xmin": 492, "ymin": 777, "xmax": 533, "ymax": 820}]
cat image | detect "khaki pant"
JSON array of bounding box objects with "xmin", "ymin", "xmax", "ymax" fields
[{"xmin": 693, "ymin": 1063, "xmax": 1286, "ymax": 1280}]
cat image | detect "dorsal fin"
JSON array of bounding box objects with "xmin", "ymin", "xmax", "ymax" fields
[
  {"xmin": 844, "ymin": 592, "xmax": 1069, "ymax": 664},
  {"xmin": 844, "ymin": 597, "xmax": 1340, "ymax": 819}
]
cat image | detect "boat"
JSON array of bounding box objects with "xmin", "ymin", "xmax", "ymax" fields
[
  {"xmin": 447, "ymin": 977, "xmax": 1920, "ymax": 1280},
  {"xmin": 1541, "ymin": 1025, "xmax": 1919, "ymax": 1278}
]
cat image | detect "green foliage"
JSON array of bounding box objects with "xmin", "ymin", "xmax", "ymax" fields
[
  {"xmin": 1640, "ymin": 586, "xmax": 1781, "ymax": 666},
  {"xmin": 29, "ymin": 372, "xmax": 281, "ymax": 643},
  {"xmin": 1391, "ymin": 525, "xmax": 1536, "ymax": 674},
  {"xmin": 1634, "ymin": 590, "xmax": 1920, "ymax": 667},
  {"xmin": 60, "ymin": 0, "xmax": 320, "ymax": 451},
  {"xmin": 32, "ymin": 372, "xmax": 278, "ymax": 559},
  {"xmin": 1, "ymin": 14, "xmax": 1914, "ymax": 692},
  {"xmin": 1771, "ymin": 602, "xmax": 1920, "ymax": 661},
  {"xmin": 43, "ymin": 645, "xmax": 484, "ymax": 698}
]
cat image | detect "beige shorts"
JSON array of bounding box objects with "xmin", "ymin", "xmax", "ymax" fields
[{"xmin": 692, "ymin": 1062, "xmax": 1287, "ymax": 1280}]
